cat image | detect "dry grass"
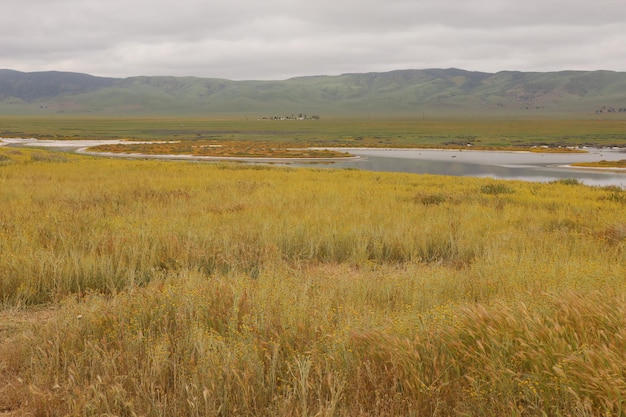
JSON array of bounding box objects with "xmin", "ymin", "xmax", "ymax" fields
[
  {"xmin": 572, "ymin": 159, "xmax": 626, "ymax": 168},
  {"xmin": 0, "ymin": 146, "xmax": 624, "ymax": 416}
]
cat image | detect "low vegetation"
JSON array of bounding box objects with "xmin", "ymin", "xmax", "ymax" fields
[
  {"xmin": 88, "ymin": 140, "xmax": 353, "ymax": 159},
  {"xmin": 2, "ymin": 116, "xmax": 626, "ymax": 150},
  {"xmin": 86, "ymin": 140, "xmax": 587, "ymax": 158},
  {"xmin": 572, "ymin": 159, "xmax": 626, "ymax": 169},
  {"xmin": 0, "ymin": 145, "xmax": 625, "ymax": 416}
]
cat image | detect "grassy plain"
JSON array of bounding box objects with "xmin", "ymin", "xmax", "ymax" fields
[
  {"xmin": 2, "ymin": 115, "xmax": 626, "ymax": 149},
  {"xmin": 0, "ymin": 137, "xmax": 625, "ymax": 416},
  {"xmin": 1, "ymin": 114, "xmax": 626, "ymax": 414}
]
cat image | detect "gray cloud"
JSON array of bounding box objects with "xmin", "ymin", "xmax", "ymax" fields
[{"xmin": 1, "ymin": 0, "xmax": 625, "ymax": 79}]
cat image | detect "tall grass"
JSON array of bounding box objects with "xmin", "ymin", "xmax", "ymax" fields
[{"xmin": 0, "ymin": 147, "xmax": 625, "ymax": 416}]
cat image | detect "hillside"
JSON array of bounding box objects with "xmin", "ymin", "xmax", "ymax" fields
[{"xmin": 1, "ymin": 68, "xmax": 626, "ymax": 115}]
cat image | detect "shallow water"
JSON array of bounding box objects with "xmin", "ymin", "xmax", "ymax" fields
[
  {"xmin": 2, "ymin": 138, "xmax": 625, "ymax": 187},
  {"xmin": 303, "ymin": 148, "xmax": 626, "ymax": 187}
]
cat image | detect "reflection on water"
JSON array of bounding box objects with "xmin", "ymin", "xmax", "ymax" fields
[{"xmin": 300, "ymin": 148, "xmax": 626, "ymax": 188}]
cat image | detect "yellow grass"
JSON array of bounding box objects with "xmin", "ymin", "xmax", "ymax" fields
[
  {"xmin": 0, "ymin": 146, "xmax": 625, "ymax": 416},
  {"xmin": 572, "ymin": 159, "xmax": 626, "ymax": 168}
]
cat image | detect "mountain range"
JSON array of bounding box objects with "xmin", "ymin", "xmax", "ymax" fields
[{"xmin": 1, "ymin": 68, "xmax": 625, "ymax": 115}]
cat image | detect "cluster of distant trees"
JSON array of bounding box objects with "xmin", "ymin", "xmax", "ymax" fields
[
  {"xmin": 595, "ymin": 106, "xmax": 626, "ymax": 114},
  {"xmin": 261, "ymin": 113, "xmax": 320, "ymax": 120}
]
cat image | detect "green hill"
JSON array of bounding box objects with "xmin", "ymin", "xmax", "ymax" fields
[{"xmin": 1, "ymin": 68, "xmax": 625, "ymax": 115}]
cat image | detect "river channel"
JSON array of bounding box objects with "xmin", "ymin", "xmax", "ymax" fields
[{"xmin": 2, "ymin": 138, "xmax": 625, "ymax": 187}]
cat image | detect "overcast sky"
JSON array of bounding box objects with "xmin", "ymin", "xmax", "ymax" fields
[{"xmin": 2, "ymin": 0, "xmax": 625, "ymax": 80}]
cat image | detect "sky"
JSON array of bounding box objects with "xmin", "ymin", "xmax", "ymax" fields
[{"xmin": 2, "ymin": 0, "xmax": 625, "ymax": 80}]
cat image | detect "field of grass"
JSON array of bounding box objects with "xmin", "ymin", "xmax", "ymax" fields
[
  {"xmin": 0, "ymin": 143, "xmax": 625, "ymax": 416},
  {"xmin": 3, "ymin": 115, "xmax": 626, "ymax": 149}
]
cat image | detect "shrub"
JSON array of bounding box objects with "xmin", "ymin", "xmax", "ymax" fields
[
  {"xmin": 551, "ymin": 178, "xmax": 581, "ymax": 186},
  {"xmin": 414, "ymin": 193, "xmax": 449, "ymax": 205},
  {"xmin": 480, "ymin": 183, "xmax": 514, "ymax": 195}
]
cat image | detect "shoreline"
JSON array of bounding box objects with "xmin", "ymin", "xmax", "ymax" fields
[
  {"xmin": 2, "ymin": 137, "xmax": 625, "ymax": 171},
  {"xmin": 0, "ymin": 138, "xmax": 361, "ymax": 162},
  {"xmin": 559, "ymin": 164, "xmax": 626, "ymax": 172}
]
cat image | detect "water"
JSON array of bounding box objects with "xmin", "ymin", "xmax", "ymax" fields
[
  {"xmin": 2, "ymin": 138, "xmax": 625, "ymax": 187},
  {"xmin": 301, "ymin": 148, "xmax": 626, "ymax": 188}
]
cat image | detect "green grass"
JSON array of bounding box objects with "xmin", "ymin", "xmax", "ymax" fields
[
  {"xmin": 2, "ymin": 115, "xmax": 626, "ymax": 149},
  {"xmin": 0, "ymin": 144, "xmax": 625, "ymax": 416}
]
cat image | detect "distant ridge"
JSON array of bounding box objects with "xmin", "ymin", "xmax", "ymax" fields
[
  {"xmin": 1, "ymin": 68, "xmax": 625, "ymax": 115},
  {"xmin": 0, "ymin": 69, "xmax": 117, "ymax": 101}
]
